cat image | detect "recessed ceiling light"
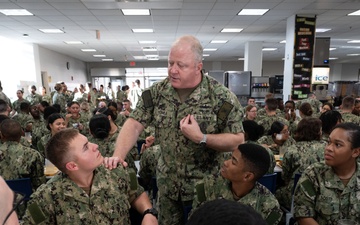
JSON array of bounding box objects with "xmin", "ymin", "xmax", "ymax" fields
[
  {"xmin": 64, "ymin": 41, "xmax": 84, "ymax": 44},
  {"xmin": 93, "ymin": 55, "xmax": 106, "ymax": 57},
  {"xmin": 329, "ymin": 57, "xmax": 338, "ymax": 60},
  {"xmin": 316, "ymin": 28, "xmax": 331, "ymax": 33},
  {"xmin": 81, "ymin": 49, "xmax": 96, "ymax": 52},
  {"xmin": 38, "ymin": 29, "xmax": 64, "ymax": 34},
  {"xmin": 347, "ymin": 53, "xmax": 360, "ymax": 56},
  {"xmin": 210, "ymin": 40, "xmax": 228, "ymax": 44},
  {"xmin": 122, "ymin": 9, "xmax": 150, "ymax": 16},
  {"xmin": 139, "ymin": 41, "xmax": 156, "ymax": 44},
  {"xmin": 329, "ymin": 48, "xmax": 337, "ymax": 51},
  {"xmin": 203, "ymin": 54, "xmax": 210, "ymax": 57},
  {"xmin": 143, "ymin": 47, "xmax": 157, "ymax": 51},
  {"xmin": 238, "ymin": 9, "xmax": 269, "ymax": 16},
  {"xmin": 0, "ymin": 9, "xmax": 33, "ymax": 16},
  {"xmin": 133, "ymin": 56, "xmax": 147, "ymax": 60},
  {"xmin": 347, "ymin": 40, "xmax": 360, "ymax": 43},
  {"xmin": 102, "ymin": 59, "xmax": 113, "ymax": 61},
  {"xmin": 132, "ymin": 29, "xmax": 153, "ymax": 33},
  {"xmin": 262, "ymin": 48, "xmax": 277, "ymax": 51},
  {"xmin": 203, "ymin": 48, "xmax": 217, "ymax": 51},
  {"xmin": 280, "ymin": 40, "xmax": 286, "ymax": 44},
  {"xmin": 221, "ymin": 28, "xmax": 243, "ymax": 33},
  {"xmin": 348, "ymin": 10, "xmax": 360, "ymax": 16}
]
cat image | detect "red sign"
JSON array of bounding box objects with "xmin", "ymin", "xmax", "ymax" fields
[{"xmin": 130, "ymin": 61, "xmax": 136, "ymax": 66}]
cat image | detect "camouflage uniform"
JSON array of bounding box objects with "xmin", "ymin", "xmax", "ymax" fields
[
  {"xmin": 276, "ymin": 140, "xmax": 326, "ymax": 208},
  {"xmin": 41, "ymin": 94, "xmax": 52, "ymax": 105},
  {"xmin": 26, "ymin": 93, "xmax": 42, "ymax": 105},
  {"xmin": 340, "ymin": 112, "xmax": 360, "ymax": 125},
  {"xmin": 257, "ymin": 108, "xmax": 283, "ymax": 118},
  {"xmin": 66, "ymin": 114, "xmax": 90, "ymax": 136},
  {"xmin": 37, "ymin": 133, "xmax": 51, "ymax": 158},
  {"xmin": 294, "ymin": 161, "xmax": 360, "ymax": 224},
  {"xmin": 257, "ymin": 135, "xmax": 296, "ymax": 155},
  {"xmin": 52, "ymin": 92, "xmax": 67, "ymax": 113},
  {"xmin": 131, "ymin": 75, "xmax": 244, "ymax": 225},
  {"xmin": 12, "ymin": 98, "xmax": 30, "ymax": 113},
  {"xmin": 296, "ymin": 98, "xmax": 323, "ymax": 114},
  {"xmin": 192, "ymin": 174, "xmax": 282, "ymax": 225},
  {"xmin": 30, "ymin": 117, "xmax": 47, "ymax": 151},
  {"xmin": 0, "ymin": 141, "xmax": 45, "ymax": 190},
  {"xmin": 22, "ymin": 166, "xmax": 144, "ymax": 225},
  {"xmin": 74, "ymin": 92, "xmax": 88, "ymax": 104},
  {"xmin": 0, "ymin": 89, "xmax": 11, "ymax": 104},
  {"xmin": 115, "ymin": 113, "xmax": 127, "ymax": 127},
  {"xmin": 139, "ymin": 145, "xmax": 161, "ymax": 190},
  {"xmin": 117, "ymin": 90, "xmax": 127, "ymax": 102},
  {"xmin": 257, "ymin": 114, "xmax": 289, "ymax": 135},
  {"xmin": 12, "ymin": 112, "xmax": 34, "ymax": 130}
]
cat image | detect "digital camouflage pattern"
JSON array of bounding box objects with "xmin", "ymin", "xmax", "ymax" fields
[
  {"xmin": 276, "ymin": 140, "xmax": 326, "ymax": 208},
  {"xmin": 139, "ymin": 145, "xmax": 160, "ymax": 185},
  {"xmin": 12, "ymin": 98, "xmax": 30, "ymax": 113},
  {"xmin": 37, "ymin": 133, "xmax": 51, "ymax": 158},
  {"xmin": 67, "ymin": 114, "xmax": 90, "ymax": 136},
  {"xmin": 192, "ymin": 174, "xmax": 282, "ymax": 225},
  {"xmin": 26, "ymin": 93, "xmax": 42, "ymax": 105},
  {"xmin": 0, "ymin": 141, "xmax": 45, "ymax": 190},
  {"xmin": 12, "ymin": 112, "xmax": 34, "ymax": 130},
  {"xmin": 22, "ymin": 166, "xmax": 144, "ymax": 225},
  {"xmin": 257, "ymin": 114, "xmax": 289, "ymax": 135},
  {"xmin": 31, "ymin": 117, "xmax": 48, "ymax": 151},
  {"xmin": 294, "ymin": 162, "xmax": 360, "ymax": 224},
  {"xmin": 257, "ymin": 135, "xmax": 296, "ymax": 155},
  {"xmin": 131, "ymin": 75, "xmax": 244, "ymax": 224},
  {"xmin": 340, "ymin": 112, "xmax": 360, "ymax": 125},
  {"xmin": 52, "ymin": 92, "xmax": 67, "ymax": 113},
  {"xmin": 296, "ymin": 98, "xmax": 323, "ymax": 114}
]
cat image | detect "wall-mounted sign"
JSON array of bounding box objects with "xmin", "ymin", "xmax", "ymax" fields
[{"xmin": 311, "ymin": 67, "xmax": 330, "ymax": 84}]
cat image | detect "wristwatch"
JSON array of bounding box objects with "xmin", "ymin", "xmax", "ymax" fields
[
  {"xmin": 143, "ymin": 208, "xmax": 158, "ymax": 219},
  {"xmin": 199, "ymin": 134, "xmax": 207, "ymax": 147}
]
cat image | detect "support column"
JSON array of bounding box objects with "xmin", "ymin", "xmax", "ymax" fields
[
  {"xmin": 283, "ymin": 15, "xmax": 296, "ymax": 102},
  {"xmin": 244, "ymin": 41, "xmax": 263, "ymax": 76}
]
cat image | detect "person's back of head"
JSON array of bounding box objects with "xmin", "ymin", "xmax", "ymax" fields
[
  {"xmin": 267, "ymin": 121, "xmax": 285, "ymax": 136},
  {"xmin": 299, "ymin": 102, "xmax": 313, "ymax": 117},
  {"xmin": 89, "ymin": 114, "xmax": 110, "ymax": 139},
  {"xmin": 45, "ymin": 128, "xmax": 79, "ymax": 173},
  {"xmin": 0, "ymin": 99, "xmax": 9, "ymax": 115},
  {"xmin": 319, "ymin": 110, "xmax": 342, "ymax": 135},
  {"xmin": 39, "ymin": 101, "xmax": 50, "ymax": 108},
  {"xmin": 0, "ymin": 119, "xmax": 22, "ymax": 142},
  {"xmin": 43, "ymin": 106, "xmax": 59, "ymax": 120},
  {"xmin": 242, "ymin": 120, "xmax": 264, "ymax": 142},
  {"xmin": 342, "ymin": 96, "xmax": 355, "ymax": 110},
  {"xmin": 294, "ymin": 117, "xmax": 322, "ymax": 142},
  {"xmin": 186, "ymin": 199, "xmax": 266, "ymax": 225},
  {"xmin": 20, "ymin": 101, "xmax": 30, "ymax": 113},
  {"xmin": 265, "ymin": 98, "xmax": 278, "ymax": 112}
]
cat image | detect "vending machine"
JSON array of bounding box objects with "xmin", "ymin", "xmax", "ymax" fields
[{"xmin": 223, "ymin": 71, "xmax": 252, "ymax": 106}]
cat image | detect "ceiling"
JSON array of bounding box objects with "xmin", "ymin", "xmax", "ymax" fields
[{"xmin": 1, "ymin": 0, "xmax": 360, "ymax": 64}]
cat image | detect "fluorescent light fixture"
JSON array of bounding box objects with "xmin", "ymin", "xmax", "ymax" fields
[
  {"xmin": 143, "ymin": 47, "xmax": 157, "ymax": 51},
  {"xmin": 81, "ymin": 49, "xmax": 96, "ymax": 52},
  {"xmin": 329, "ymin": 48, "xmax": 337, "ymax": 51},
  {"xmin": 203, "ymin": 48, "xmax": 217, "ymax": 51},
  {"xmin": 348, "ymin": 10, "xmax": 360, "ymax": 16},
  {"xmin": 64, "ymin": 41, "xmax": 84, "ymax": 44},
  {"xmin": 316, "ymin": 28, "xmax": 331, "ymax": 33},
  {"xmin": 145, "ymin": 54, "xmax": 159, "ymax": 57},
  {"xmin": 203, "ymin": 54, "xmax": 210, "ymax": 57},
  {"xmin": 139, "ymin": 41, "xmax": 156, "ymax": 44},
  {"xmin": 262, "ymin": 48, "xmax": 277, "ymax": 51},
  {"xmin": 38, "ymin": 29, "xmax": 64, "ymax": 33},
  {"xmin": 210, "ymin": 40, "xmax": 228, "ymax": 44},
  {"xmin": 329, "ymin": 57, "xmax": 338, "ymax": 60},
  {"xmin": 347, "ymin": 54, "xmax": 360, "ymax": 56},
  {"xmin": 122, "ymin": 9, "xmax": 150, "ymax": 16},
  {"xmin": 347, "ymin": 40, "xmax": 360, "ymax": 43},
  {"xmin": 132, "ymin": 29, "xmax": 153, "ymax": 33},
  {"xmin": 238, "ymin": 58, "xmax": 244, "ymax": 60},
  {"xmin": 0, "ymin": 9, "xmax": 33, "ymax": 16},
  {"xmin": 238, "ymin": 9, "xmax": 269, "ymax": 16},
  {"xmin": 280, "ymin": 40, "xmax": 286, "ymax": 44},
  {"xmin": 102, "ymin": 59, "xmax": 113, "ymax": 61},
  {"xmin": 133, "ymin": 56, "xmax": 147, "ymax": 60},
  {"xmin": 147, "ymin": 57, "xmax": 159, "ymax": 61},
  {"xmin": 221, "ymin": 28, "xmax": 243, "ymax": 33},
  {"xmin": 93, "ymin": 55, "xmax": 106, "ymax": 57}
]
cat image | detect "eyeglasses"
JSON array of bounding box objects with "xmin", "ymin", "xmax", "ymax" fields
[
  {"xmin": 280, "ymin": 130, "xmax": 290, "ymax": 134},
  {"xmin": 249, "ymin": 110, "xmax": 257, "ymax": 113},
  {"xmin": 2, "ymin": 191, "xmax": 25, "ymax": 225}
]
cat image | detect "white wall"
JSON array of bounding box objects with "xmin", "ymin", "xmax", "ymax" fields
[{"xmin": 37, "ymin": 45, "xmax": 88, "ymax": 92}]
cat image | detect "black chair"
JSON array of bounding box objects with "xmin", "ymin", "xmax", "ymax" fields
[
  {"xmin": 5, "ymin": 178, "xmax": 32, "ymax": 201},
  {"xmin": 258, "ymin": 173, "xmax": 277, "ymax": 194}
]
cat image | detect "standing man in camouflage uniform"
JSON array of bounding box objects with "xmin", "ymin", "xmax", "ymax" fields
[
  {"xmin": 26, "ymin": 85, "xmax": 42, "ymax": 105},
  {"xmin": 340, "ymin": 96, "xmax": 360, "ymax": 125},
  {"xmin": 22, "ymin": 129, "xmax": 158, "ymax": 225},
  {"xmin": 192, "ymin": 143, "xmax": 282, "ymax": 225},
  {"xmin": 0, "ymin": 119, "xmax": 45, "ymax": 191},
  {"xmin": 106, "ymin": 35, "xmax": 244, "ymax": 225}
]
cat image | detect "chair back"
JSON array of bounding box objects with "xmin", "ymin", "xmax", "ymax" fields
[
  {"xmin": 292, "ymin": 173, "xmax": 302, "ymax": 195},
  {"xmin": 258, "ymin": 173, "xmax": 277, "ymax": 194},
  {"xmin": 5, "ymin": 178, "xmax": 32, "ymax": 201}
]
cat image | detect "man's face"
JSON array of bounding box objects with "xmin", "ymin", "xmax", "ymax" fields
[
  {"xmin": 248, "ymin": 99, "xmax": 255, "ymax": 106},
  {"xmin": 123, "ymin": 101, "xmax": 131, "ymax": 111},
  {"xmin": 70, "ymin": 133, "xmax": 103, "ymax": 172},
  {"xmin": 168, "ymin": 43, "xmax": 203, "ymax": 89},
  {"xmin": 30, "ymin": 106, "xmax": 40, "ymax": 119},
  {"xmin": 220, "ymin": 149, "xmax": 247, "ymax": 182},
  {"xmin": 31, "ymin": 88, "xmax": 36, "ymax": 94}
]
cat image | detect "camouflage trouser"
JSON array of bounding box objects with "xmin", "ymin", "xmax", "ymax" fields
[
  {"xmin": 275, "ymin": 182, "xmax": 293, "ymax": 209},
  {"xmin": 158, "ymin": 192, "xmax": 192, "ymax": 225}
]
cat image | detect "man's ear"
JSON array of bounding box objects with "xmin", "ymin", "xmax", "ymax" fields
[
  {"xmin": 352, "ymin": 147, "xmax": 360, "ymax": 159},
  {"xmin": 65, "ymin": 161, "xmax": 78, "ymax": 171},
  {"xmin": 243, "ymin": 172, "xmax": 255, "ymax": 182}
]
